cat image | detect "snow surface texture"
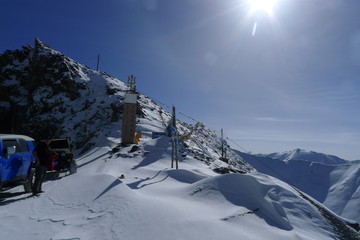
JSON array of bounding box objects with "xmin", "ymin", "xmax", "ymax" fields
[
  {"xmin": 238, "ymin": 149, "xmax": 360, "ymax": 223},
  {"xmin": 1, "ymin": 137, "xmax": 359, "ymax": 240}
]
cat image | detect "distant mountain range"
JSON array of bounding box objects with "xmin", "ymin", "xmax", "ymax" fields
[
  {"xmin": 257, "ymin": 148, "xmax": 349, "ymax": 165},
  {"xmin": 236, "ymin": 149, "xmax": 360, "ymax": 223}
]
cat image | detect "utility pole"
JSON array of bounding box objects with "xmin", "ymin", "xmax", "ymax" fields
[
  {"xmin": 221, "ymin": 129, "xmax": 224, "ymax": 159},
  {"xmin": 220, "ymin": 129, "xmax": 228, "ymax": 162},
  {"xmin": 96, "ymin": 54, "xmax": 100, "ymax": 71}
]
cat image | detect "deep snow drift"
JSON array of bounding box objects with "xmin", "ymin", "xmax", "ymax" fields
[{"xmin": 1, "ymin": 135, "xmax": 359, "ymax": 240}]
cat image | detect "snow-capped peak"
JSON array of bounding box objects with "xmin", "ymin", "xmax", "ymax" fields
[{"xmin": 262, "ymin": 148, "xmax": 347, "ymax": 165}]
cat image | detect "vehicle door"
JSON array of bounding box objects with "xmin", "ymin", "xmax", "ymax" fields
[
  {"xmin": 17, "ymin": 138, "xmax": 34, "ymax": 176},
  {"xmin": 1, "ymin": 139, "xmax": 23, "ymax": 181}
]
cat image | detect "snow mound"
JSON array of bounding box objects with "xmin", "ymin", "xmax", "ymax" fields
[{"xmin": 187, "ymin": 173, "xmax": 340, "ymax": 237}]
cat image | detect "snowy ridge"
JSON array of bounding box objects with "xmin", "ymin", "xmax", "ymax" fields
[
  {"xmin": 260, "ymin": 148, "xmax": 348, "ymax": 165},
  {"xmin": 237, "ymin": 150, "xmax": 360, "ymax": 223}
]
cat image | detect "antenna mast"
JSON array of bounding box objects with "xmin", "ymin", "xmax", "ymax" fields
[{"xmin": 96, "ymin": 54, "xmax": 100, "ymax": 71}]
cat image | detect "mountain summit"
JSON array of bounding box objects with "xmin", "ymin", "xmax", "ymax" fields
[
  {"xmin": 0, "ymin": 38, "xmax": 127, "ymax": 152},
  {"xmin": 0, "ymin": 38, "xmax": 252, "ymax": 172}
]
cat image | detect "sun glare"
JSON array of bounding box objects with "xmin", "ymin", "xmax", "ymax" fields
[
  {"xmin": 248, "ymin": 0, "xmax": 278, "ymax": 14},
  {"xmin": 238, "ymin": 0, "xmax": 280, "ymax": 36}
]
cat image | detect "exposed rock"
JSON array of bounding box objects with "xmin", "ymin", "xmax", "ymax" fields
[{"xmin": 0, "ymin": 38, "xmax": 127, "ymax": 151}]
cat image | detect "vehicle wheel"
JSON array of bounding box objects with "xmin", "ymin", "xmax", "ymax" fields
[
  {"xmin": 69, "ymin": 161, "xmax": 77, "ymax": 174},
  {"xmin": 23, "ymin": 168, "xmax": 35, "ymax": 193}
]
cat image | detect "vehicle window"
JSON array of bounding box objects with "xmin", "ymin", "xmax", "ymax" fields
[
  {"xmin": 50, "ymin": 140, "xmax": 69, "ymax": 149},
  {"xmin": 3, "ymin": 139, "xmax": 20, "ymax": 154},
  {"xmin": 18, "ymin": 138, "xmax": 29, "ymax": 152}
]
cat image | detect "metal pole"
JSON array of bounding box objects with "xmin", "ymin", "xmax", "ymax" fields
[
  {"xmin": 175, "ymin": 132, "xmax": 178, "ymax": 169},
  {"xmin": 171, "ymin": 106, "xmax": 178, "ymax": 169},
  {"xmin": 221, "ymin": 129, "xmax": 224, "ymax": 159},
  {"xmin": 171, "ymin": 134, "xmax": 175, "ymax": 168},
  {"xmin": 174, "ymin": 106, "xmax": 178, "ymax": 169}
]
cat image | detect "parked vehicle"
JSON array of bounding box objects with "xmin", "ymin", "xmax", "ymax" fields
[
  {"xmin": 48, "ymin": 138, "xmax": 77, "ymax": 174},
  {"xmin": 0, "ymin": 134, "xmax": 36, "ymax": 192}
]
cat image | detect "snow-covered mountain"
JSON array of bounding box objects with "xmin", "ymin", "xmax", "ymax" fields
[
  {"xmin": 1, "ymin": 39, "xmax": 359, "ymax": 239},
  {"xmin": 0, "ymin": 38, "xmax": 127, "ymax": 153},
  {"xmin": 236, "ymin": 150, "xmax": 360, "ymax": 223},
  {"xmin": 258, "ymin": 148, "xmax": 348, "ymax": 165},
  {"xmin": 0, "ymin": 38, "xmax": 252, "ymax": 172}
]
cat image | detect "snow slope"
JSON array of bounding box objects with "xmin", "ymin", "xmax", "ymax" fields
[
  {"xmin": 237, "ymin": 150, "xmax": 360, "ymax": 223},
  {"xmin": 324, "ymin": 163, "xmax": 360, "ymax": 222},
  {"xmin": 1, "ymin": 136, "xmax": 359, "ymax": 240}
]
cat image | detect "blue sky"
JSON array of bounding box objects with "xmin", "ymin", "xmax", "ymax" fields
[{"xmin": 1, "ymin": 0, "xmax": 360, "ymax": 160}]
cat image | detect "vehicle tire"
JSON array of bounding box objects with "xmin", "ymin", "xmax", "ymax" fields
[
  {"xmin": 69, "ymin": 161, "xmax": 77, "ymax": 174},
  {"xmin": 23, "ymin": 168, "xmax": 35, "ymax": 193}
]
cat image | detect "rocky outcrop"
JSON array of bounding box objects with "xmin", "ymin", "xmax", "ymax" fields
[{"xmin": 0, "ymin": 38, "xmax": 127, "ymax": 151}]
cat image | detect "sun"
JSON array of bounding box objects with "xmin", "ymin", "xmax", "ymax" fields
[
  {"xmin": 247, "ymin": 0, "xmax": 278, "ymax": 14},
  {"xmin": 241, "ymin": 0, "xmax": 280, "ymax": 36}
]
